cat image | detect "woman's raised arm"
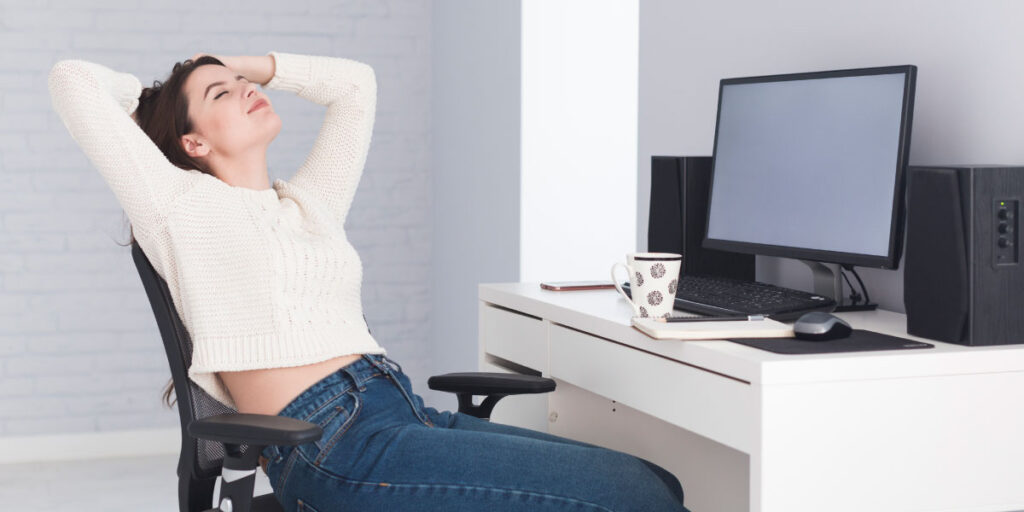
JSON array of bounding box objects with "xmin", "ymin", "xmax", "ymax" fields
[
  {"xmin": 48, "ymin": 59, "xmax": 199, "ymax": 237},
  {"xmin": 260, "ymin": 51, "xmax": 377, "ymax": 228}
]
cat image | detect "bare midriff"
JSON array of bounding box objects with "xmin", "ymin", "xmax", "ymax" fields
[{"xmin": 219, "ymin": 353, "xmax": 365, "ymax": 416}]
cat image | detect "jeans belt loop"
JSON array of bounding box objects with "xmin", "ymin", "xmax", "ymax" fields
[
  {"xmin": 342, "ymin": 364, "xmax": 367, "ymax": 392},
  {"xmin": 383, "ymin": 355, "xmax": 401, "ymax": 373},
  {"xmin": 371, "ymin": 354, "xmax": 391, "ymax": 375}
]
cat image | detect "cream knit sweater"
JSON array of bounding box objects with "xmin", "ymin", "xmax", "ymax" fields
[{"xmin": 47, "ymin": 51, "xmax": 387, "ymax": 410}]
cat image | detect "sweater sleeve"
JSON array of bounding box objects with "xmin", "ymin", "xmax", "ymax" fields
[
  {"xmin": 47, "ymin": 59, "xmax": 197, "ymax": 236},
  {"xmin": 263, "ymin": 51, "xmax": 377, "ymax": 228}
]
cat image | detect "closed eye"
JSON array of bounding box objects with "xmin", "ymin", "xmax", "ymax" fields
[{"xmin": 210, "ymin": 76, "xmax": 247, "ymax": 101}]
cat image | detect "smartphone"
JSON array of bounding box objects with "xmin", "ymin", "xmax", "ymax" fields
[{"xmin": 540, "ymin": 280, "xmax": 616, "ymax": 291}]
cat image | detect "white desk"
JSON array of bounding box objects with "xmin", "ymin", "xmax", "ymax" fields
[{"xmin": 476, "ymin": 282, "xmax": 1024, "ymax": 512}]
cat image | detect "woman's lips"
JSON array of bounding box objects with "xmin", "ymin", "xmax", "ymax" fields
[{"xmin": 248, "ymin": 99, "xmax": 269, "ymax": 113}]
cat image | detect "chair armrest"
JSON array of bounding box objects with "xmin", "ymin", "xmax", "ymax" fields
[
  {"xmin": 188, "ymin": 414, "xmax": 320, "ymax": 512},
  {"xmin": 427, "ymin": 372, "xmax": 555, "ymax": 395},
  {"xmin": 427, "ymin": 372, "xmax": 556, "ymax": 420},
  {"xmin": 188, "ymin": 413, "xmax": 323, "ymax": 446}
]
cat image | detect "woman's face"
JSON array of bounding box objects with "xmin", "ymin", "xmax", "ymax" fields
[{"xmin": 180, "ymin": 64, "xmax": 281, "ymax": 165}]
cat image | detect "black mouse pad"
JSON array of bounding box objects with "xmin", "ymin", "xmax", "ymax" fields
[{"xmin": 727, "ymin": 329, "xmax": 934, "ymax": 355}]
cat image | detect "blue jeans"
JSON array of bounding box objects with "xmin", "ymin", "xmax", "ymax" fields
[{"xmin": 260, "ymin": 353, "xmax": 690, "ymax": 512}]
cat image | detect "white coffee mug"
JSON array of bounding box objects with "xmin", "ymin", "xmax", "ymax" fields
[{"xmin": 610, "ymin": 252, "xmax": 682, "ymax": 318}]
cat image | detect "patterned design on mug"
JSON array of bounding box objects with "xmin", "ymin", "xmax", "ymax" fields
[
  {"xmin": 663, "ymin": 311, "xmax": 672, "ymax": 318},
  {"xmin": 635, "ymin": 272, "xmax": 644, "ymax": 287},
  {"xmin": 639, "ymin": 306, "xmax": 648, "ymax": 318},
  {"xmin": 668, "ymin": 279, "xmax": 677, "ymax": 294},
  {"xmin": 651, "ymin": 263, "xmax": 666, "ymax": 279},
  {"xmin": 647, "ymin": 290, "xmax": 663, "ymax": 306}
]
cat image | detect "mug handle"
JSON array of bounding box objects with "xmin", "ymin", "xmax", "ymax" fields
[{"xmin": 611, "ymin": 262, "xmax": 641, "ymax": 317}]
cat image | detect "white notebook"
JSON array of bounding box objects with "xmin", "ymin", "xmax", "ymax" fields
[{"xmin": 631, "ymin": 315, "xmax": 794, "ymax": 340}]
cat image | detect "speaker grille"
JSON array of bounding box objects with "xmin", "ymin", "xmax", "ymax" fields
[{"xmin": 904, "ymin": 167, "xmax": 968, "ymax": 342}]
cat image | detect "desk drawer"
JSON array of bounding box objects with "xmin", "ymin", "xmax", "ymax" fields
[
  {"xmin": 480, "ymin": 303, "xmax": 547, "ymax": 373},
  {"xmin": 548, "ymin": 323, "xmax": 755, "ymax": 453}
]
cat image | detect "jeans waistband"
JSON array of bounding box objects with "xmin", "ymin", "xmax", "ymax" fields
[{"xmin": 276, "ymin": 353, "xmax": 396, "ymax": 421}]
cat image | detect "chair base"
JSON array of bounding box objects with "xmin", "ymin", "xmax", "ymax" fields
[{"xmin": 204, "ymin": 493, "xmax": 282, "ymax": 512}]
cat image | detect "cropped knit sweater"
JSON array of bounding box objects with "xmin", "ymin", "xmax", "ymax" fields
[{"xmin": 47, "ymin": 51, "xmax": 387, "ymax": 409}]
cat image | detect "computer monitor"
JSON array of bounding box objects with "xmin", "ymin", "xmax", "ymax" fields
[{"xmin": 704, "ymin": 65, "xmax": 917, "ymax": 269}]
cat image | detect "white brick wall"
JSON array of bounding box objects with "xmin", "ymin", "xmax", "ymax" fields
[{"xmin": 0, "ymin": 0, "xmax": 433, "ymax": 436}]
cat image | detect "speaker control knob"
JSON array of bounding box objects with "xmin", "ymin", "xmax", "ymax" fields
[
  {"xmin": 998, "ymin": 238, "xmax": 1010, "ymax": 248},
  {"xmin": 998, "ymin": 209, "xmax": 1009, "ymax": 220},
  {"xmin": 999, "ymin": 223, "xmax": 1010, "ymax": 234}
]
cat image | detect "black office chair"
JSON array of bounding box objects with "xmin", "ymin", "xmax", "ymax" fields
[{"xmin": 129, "ymin": 239, "xmax": 556, "ymax": 512}]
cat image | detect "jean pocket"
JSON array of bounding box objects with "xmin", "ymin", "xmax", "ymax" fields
[{"xmin": 302, "ymin": 390, "xmax": 362, "ymax": 465}]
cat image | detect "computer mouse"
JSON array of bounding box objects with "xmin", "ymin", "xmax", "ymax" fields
[{"xmin": 793, "ymin": 311, "xmax": 852, "ymax": 341}]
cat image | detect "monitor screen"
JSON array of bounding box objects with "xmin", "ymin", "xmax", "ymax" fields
[{"xmin": 704, "ymin": 66, "xmax": 916, "ymax": 269}]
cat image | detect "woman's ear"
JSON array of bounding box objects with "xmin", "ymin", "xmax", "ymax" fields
[{"xmin": 181, "ymin": 134, "xmax": 210, "ymax": 158}]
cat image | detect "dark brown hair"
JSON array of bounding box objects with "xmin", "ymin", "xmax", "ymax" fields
[{"xmin": 114, "ymin": 55, "xmax": 226, "ymax": 409}]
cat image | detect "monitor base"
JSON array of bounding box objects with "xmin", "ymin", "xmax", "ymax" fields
[
  {"xmin": 834, "ymin": 303, "xmax": 878, "ymax": 313},
  {"xmin": 801, "ymin": 260, "xmax": 879, "ymax": 311},
  {"xmin": 800, "ymin": 259, "xmax": 844, "ymax": 304}
]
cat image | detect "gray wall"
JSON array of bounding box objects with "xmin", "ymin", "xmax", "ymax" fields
[
  {"xmin": 430, "ymin": 0, "xmax": 521, "ymax": 399},
  {"xmin": 0, "ymin": 0, "xmax": 432, "ymax": 436},
  {"xmin": 638, "ymin": 0, "xmax": 1024, "ymax": 311}
]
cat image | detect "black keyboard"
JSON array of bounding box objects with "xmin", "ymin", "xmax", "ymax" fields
[{"xmin": 622, "ymin": 274, "xmax": 836, "ymax": 321}]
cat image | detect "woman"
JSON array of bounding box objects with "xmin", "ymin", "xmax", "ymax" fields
[{"xmin": 47, "ymin": 50, "xmax": 690, "ymax": 512}]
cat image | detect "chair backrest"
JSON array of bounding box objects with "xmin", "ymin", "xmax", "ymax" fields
[
  {"xmin": 131, "ymin": 240, "xmax": 376, "ymax": 511},
  {"xmin": 130, "ymin": 241, "xmax": 239, "ymax": 496}
]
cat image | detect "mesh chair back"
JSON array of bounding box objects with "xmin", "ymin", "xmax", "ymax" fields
[
  {"xmin": 129, "ymin": 240, "xmax": 249, "ymax": 482},
  {"xmin": 131, "ymin": 239, "xmax": 374, "ymax": 511}
]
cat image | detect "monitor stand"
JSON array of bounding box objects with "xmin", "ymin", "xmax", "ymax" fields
[{"xmin": 800, "ymin": 260, "xmax": 878, "ymax": 312}]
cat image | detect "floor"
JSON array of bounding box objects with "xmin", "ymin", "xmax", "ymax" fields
[{"xmin": 0, "ymin": 454, "xmax": 275, "ymax": 511}]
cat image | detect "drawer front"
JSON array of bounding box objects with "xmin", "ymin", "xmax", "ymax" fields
[
  {"xmin": 549, "ymin": 323, "xmax": 755, "ymax": 453},
  {"xmin": 548, "ymin": 378, "xmax": 749, "ymax": 512},
  {"xmin": 480, "ymin": 303, "xmax": 548, "ymax": 373}
]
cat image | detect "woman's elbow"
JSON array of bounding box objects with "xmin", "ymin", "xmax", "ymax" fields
[{"xmin": 358, "ymin": 63, "xmax": 377, "ymax": 98}]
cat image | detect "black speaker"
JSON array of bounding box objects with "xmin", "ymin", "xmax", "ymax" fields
[
  {"xmin": 649, "ymin": 156, "xmax": 755, "ymax": 281},
  {"xmin": 904, "ymin": 165, "xmax": 1024, "ymax": 345}
]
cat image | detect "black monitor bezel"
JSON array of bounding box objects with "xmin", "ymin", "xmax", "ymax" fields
[{"xmin": 703, "ymin": 64, "xmax": 917, "ymax": 270}]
